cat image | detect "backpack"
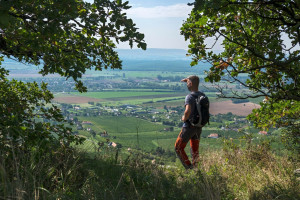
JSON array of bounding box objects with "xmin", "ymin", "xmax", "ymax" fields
[{"xmin": 189, "ymin": 93, "xmax": 210, "ymax": 127}]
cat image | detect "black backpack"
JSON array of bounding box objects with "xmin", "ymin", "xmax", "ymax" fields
[{"xmin": 189, "ymin": 93, "xmax": 210, "ymax": 127}]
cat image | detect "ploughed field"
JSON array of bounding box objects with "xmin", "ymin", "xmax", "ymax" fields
[{"xmin": 210, "ymin": 100, "xmax": 261, "ymax": 116}]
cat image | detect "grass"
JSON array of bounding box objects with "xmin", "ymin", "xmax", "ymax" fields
[{"xmin": 2, "ymin": 139, "xmax": 299, "ymax": 200}]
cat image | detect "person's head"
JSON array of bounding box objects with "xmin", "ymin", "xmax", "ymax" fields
[{"xmin": 181, "ymin": 75, "xmax": 199, "ymax": 91}]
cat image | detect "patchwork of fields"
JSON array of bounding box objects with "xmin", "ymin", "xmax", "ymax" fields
[
  {"xmin": 54, "ymin": 91, "xmax": 260, "ymax": 116},
  {"xmin": 50, "ymin": 70, "xmax": 263, "ymax": 155}
]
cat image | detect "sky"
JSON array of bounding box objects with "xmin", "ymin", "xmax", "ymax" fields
[
  {"xmin": 120, "ymin": 0, "xmax": 193, "ymax": 49},
  {"xmin": 86, "ymin": 0, "xmax": 195, "ymax": 50},
  {"xmin": 117, "ymin": 0, "xmax": 298, "ymax": 51}
]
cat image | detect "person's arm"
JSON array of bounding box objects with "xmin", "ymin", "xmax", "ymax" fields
[
  {"xmin": 181, "ymin": 104, "xmax": 191, "ymax": 122},
  {"xmin": 181, "ymin": 78, "xmax": 188, "ymax": 82}
]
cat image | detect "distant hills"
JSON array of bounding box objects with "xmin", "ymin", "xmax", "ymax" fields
[
  {"xmin": 3, "ymin": 48, "xmax": 213, "ymax": 73},
  {"xmin": 117, "ymin": 48, "xmax": 191, "ymax": 61},
  {"xmin": 118, "ymin": 48, "xmax": 211, "ymax": 72}
]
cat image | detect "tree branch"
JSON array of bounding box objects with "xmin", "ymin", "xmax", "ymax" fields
[
  {"xmin": 216, "ymin": 29, "xmax": 300, "ymax": 66},
  {"xmin": 8, "ymin": 11, "xmax": 37, "ymax": 21}
]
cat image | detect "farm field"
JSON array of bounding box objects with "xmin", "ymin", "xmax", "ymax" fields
[
  {"xmin": 78, "ymin": 116, "xmax": 166, "ymax": 133},
  {"xmin": 50, "ymin": 68, "xmax": 268, "ymax": 157},
  {"xmin": 71, "ymin": 91, "xmax": 180, "ymax": 99},
  {"xmin": 77, "ymin": 116, "xmax": 177, "ymax": 151},
  {"xmin": 210, "ymin": 100, "xmax": 261, "ymax": 116},
  {"xmin": 75, "ymin": 115, "xmax": 248, "ymax": 153},
  {"xmin": 53, "ymin": 93, "xmax": 101, "ymax": 104},
  {"xmin": 55, "ymin": 91, "xmax": 259, "ymax": 117},
  {"xmin": 54, "ymin": 91, "xmax": 188, "ymax": 105}
]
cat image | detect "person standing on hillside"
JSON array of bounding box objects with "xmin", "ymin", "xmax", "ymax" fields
[{"xmin": 175, "ymin": 75, "xmax": 204, "ymax": 169}]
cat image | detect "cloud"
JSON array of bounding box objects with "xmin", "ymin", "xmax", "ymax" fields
[{"xmin": 126, "ymin": 4, "xmax": 192, "ymax": 19}]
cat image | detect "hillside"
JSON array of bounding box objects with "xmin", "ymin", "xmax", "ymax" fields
[{"xmin": 3, "ymin": 140, "xmax": 299, "ymax": 199}]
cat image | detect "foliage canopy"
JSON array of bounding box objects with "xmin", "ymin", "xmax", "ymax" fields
[
  {"xmin": 181, "ymin": 0, "xmax": 299, "ymax": 152},
  {"xmin": 0, "ymin": 0, "xmax": 146, "ymax": 156},
  {"xmin": 0, "ymin": 0, "xmax": 146, "ymax": 91}
]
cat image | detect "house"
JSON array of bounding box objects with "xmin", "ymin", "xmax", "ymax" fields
[
  {"xmin": 258, "ymin": 131, "xmax": 268, "ymax": 135},
  {"xmin": 163, "ymin": 127, "xmax": 174, "ymax": 132},
  {"xmin": 108, "ymin": 142, "xmax": 117, "ymax": 148},
  {"xmin": 169, "ymin": 110, "xmax": 178, "ymax": 114},
  {"xmin": 100, "ymin": 131, "xmax": 109, "ymax": 137},
  {"xmin": 208, "ymin": 133, "xmax": 219, "ymax": 139},
  {"xmin": 82, "ymin": 121, "xmax": 93, "ymax": 125}
]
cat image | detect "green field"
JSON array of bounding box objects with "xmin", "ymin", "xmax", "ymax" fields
[
  {"xmin": 56, "ymin": 91, "xmax": 189, "ymax": 106},
  {"xmin": 71, "ymin": 91, "xmax": 179, "ymax": 99},
  {"xmin": 77, "ymin": 116, "xmax": 177, "ymax": 151},
  {"xmin": 78, "ymin": 116, "xmax": 166, "ymax": 133},
  {"xmin": 76, "ymin": 115, "xmax": 232, "ymax": 152},
  {"xmin": 58, "ymin": 91, "xmax": 222, "ymax": 107}
]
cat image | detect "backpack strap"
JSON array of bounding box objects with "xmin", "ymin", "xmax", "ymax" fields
[
  {"xmin": 195, "ymin": 96, "xmax": 202, "ymax": 126},
  {"xmin": 190, "ymin": 93, "xmax": 203, "ymax": 127}
]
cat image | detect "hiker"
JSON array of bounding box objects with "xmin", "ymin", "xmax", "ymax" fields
[{"xmin": 175, "ymin": 75, "xmax": 205, "ymax": 169}]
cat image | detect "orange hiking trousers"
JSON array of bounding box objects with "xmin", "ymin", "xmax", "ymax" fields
[{"xmin": 175, "ymin": 126, "xmax": 202, "ymax": 169}]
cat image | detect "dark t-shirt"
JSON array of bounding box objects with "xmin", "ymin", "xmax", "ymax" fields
[{"xmin": 183, "ymin": 91, "xmax": 205, "ymax": 127}]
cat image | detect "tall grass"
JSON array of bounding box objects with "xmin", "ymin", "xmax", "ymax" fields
[
  {"xmin": 0, "ymin": 143, "xmax": 86, "ymax": 200},
  {"xmin": 1, "ymin": 139, "xmax": 299, "ymax": 199},
  {"xmin": 197, "ymin": 140, "xmax": 299, "ymax": 200}
]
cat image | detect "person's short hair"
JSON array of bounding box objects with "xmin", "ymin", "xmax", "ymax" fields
[{"xmin": 187, "ymin": 75, "xmax": 199, "ymax": 87}]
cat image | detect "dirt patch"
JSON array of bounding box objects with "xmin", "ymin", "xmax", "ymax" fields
[
  {"xmin": 53, "ymin": 96, "xmax": 102, "ymax": 104},
  {"xmin": 210, "ymin": 100, "xmax": 261, "ymax": 116}
]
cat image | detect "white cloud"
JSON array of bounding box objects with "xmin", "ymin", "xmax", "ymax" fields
[{"xmin": 126, "ymin": 4, "xmax": 192, "ymax": 18}]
